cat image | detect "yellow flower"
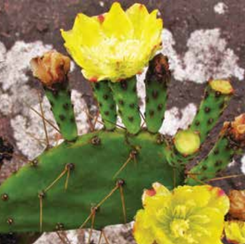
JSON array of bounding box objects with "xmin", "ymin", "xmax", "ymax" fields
[
  {"xmin": 133, "ymin": 183, "xmax": 230, "ymax": 244},
  {"xmin": 61, "ymin": 2, "xmax": 162, "ymax": 82},
  {"xmin": 225, "ymin": 221, "xmax": 245, "ymax": 244}
]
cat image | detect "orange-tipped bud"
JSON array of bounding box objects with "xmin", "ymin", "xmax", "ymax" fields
[
  {"xmin": 222, "ymin": 114, "xmax": 245, "ymax": 147},
  {"xmin": 228, "ymin": 189, "xmax": 245, "ymax": 221},
  {"xmin": 30, "ymin": 50, "xmax": 70, "ymax": 87}
]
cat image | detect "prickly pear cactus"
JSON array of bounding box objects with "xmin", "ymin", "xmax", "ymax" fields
[
  {"xmin": 0, "ymin": 3, "xmax": 244, "ymax": 243},
  {"xmin": 0, "ymin": 51, "xmax": 243, "ymax": 234}
]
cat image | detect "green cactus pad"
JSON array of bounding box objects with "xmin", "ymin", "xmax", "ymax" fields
[
  {"xmin": 174, "ymin": 129, "xmax": 201, "ymax": 156},
  {"xmin": 0, "ymin": 130, "xmax": 184, "ymax": 233},
  {"xmin": 185, "ymin": 136, "xmax": 234, "ymax": 185},
  {"xmin": 145, "ymin": 54, "xmax": 170, "ymax": 133},
  {"xmin": 92, "ymin": 81, "xmax": 117, "ymax": 130},
  {"xmin": 190, "ymin": 80, "xmax": 233, "ymax": 143},
  {"xmin": 44, "ymin": 81, "xmax": 77, "ymax": 141},
  {"xmin": 109, "ymin": 77, "xmax": 141, "ymax": 134},
  {"xmin": 187, "ymin": 114, "xmax": 245, "ymax": 185}
]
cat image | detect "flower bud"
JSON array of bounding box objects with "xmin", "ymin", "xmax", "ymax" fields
[
  {"xmin": 228, "ymin": 189, "xmax": 245, "ymax": 221},
  {"xmin": 30, "ymin": 50, "xmax": 70, "ymax": 87}
]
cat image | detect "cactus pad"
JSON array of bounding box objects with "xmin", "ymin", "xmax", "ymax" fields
[
  {"xmin": 0, "ymin": 130, "xmax": 183, "ymax": 233},
  {"xmin": 0, "ymin": 50, "xmax": 243, "ymax": 237}
]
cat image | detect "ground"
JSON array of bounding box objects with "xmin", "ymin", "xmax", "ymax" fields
[{"xmin": 0, "ymin": 0, "xmax": 245, "ymax": 243}]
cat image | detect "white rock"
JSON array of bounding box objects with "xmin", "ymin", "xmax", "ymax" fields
[
  {"xmin": 162, "ymin": 28, "xmax": 244, "ymax": 83},
  {"xmin": 214, "ymin": 2, "xmax": 228, "ymax": 15}
]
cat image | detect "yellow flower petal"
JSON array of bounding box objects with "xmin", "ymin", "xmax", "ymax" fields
[
  {"xmin": 133, "ymin": 210, "xmax": 155, "ymax": 244},
  {"xmin": 61, "ymin": 30, "xmax": 85, "ymax": 68},
  {"xmin": 225, "ymin": 221, "xmax": 245, "ymax": 243},
  {"xmin": 126, "ymin": 3, "xmax": 149, "ymax": 39},
  {"xmin": 72, "ymin": 13, "xmax": 103, "ymax": 47},
  {"xmin": 207, "ymin": 186, "xmax": 230, "ymax": 215},
  {"xmin": 102, "ymin": 2, "xmax": 133, "ymax": 39}
]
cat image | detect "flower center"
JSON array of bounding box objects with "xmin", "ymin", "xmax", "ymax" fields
[{"xmin": 170, "ymin": 219, "xmax": 190, "ymax": 238}]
